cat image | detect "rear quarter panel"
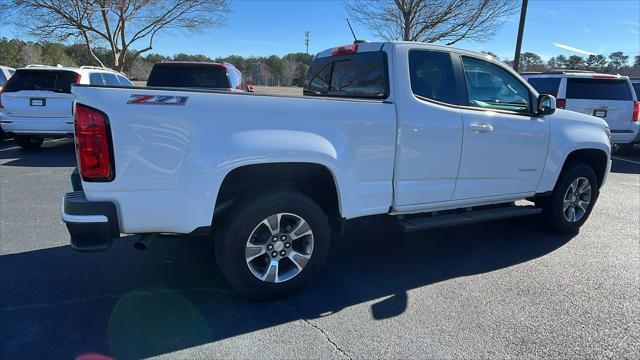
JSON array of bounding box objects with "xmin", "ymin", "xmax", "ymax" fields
[{"xmin": 72, "ymin": 86, "xmax": 396, "ymax": 234}]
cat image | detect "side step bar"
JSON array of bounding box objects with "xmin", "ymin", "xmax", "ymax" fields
[{"xmin": 397, "ymin": 206, "xmax": 542, "ymax": 232}]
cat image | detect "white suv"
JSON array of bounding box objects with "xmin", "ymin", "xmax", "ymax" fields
[
  {"xmin": 0, "ymin": 65, "xmax": 133, "ymax": 149},
  {"xmin": 0, "ymin": 65, "xmax": 15, "ymax": 88},
  {"xmin": 0, "ymin": 65, "xmax": 16, "ymax": 139},
  {"xmin": 522, "ymin": 71, "xmax": 639, "ymax": 152}
]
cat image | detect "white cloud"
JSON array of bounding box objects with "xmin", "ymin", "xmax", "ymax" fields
[{"xmin": 552, "ymin": 43, "xmax": 595, "ymax": 56}]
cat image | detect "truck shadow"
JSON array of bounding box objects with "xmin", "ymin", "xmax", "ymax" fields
[
  {"xmin": 0, "ymin": 216, "xmax": 573, "ymax": 359},
  {"xmin": 0, "ymin": 139, "xmax": 76, "ymax": 167},
  {"xmin": 610, "ymin": 155, "xmax": 640, "ymax": 174}
]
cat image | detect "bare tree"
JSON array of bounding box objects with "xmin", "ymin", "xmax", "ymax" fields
[
  {"xmin": 344, "ymin": 0, "xmax": 517, "ymax": 45},
  {"xmin": 12, "ymin": 0, "xmax": 230, "ymax": 71},
  {"xmin": 20, "ymin": 43, "xmax": 42, "ymax": 65}
]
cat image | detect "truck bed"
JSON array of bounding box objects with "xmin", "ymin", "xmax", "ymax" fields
[{"xmin": 71, "ymin": 85, "xmax": 397, "ymax": 234}]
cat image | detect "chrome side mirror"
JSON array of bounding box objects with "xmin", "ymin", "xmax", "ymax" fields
[{"xmin": 537, "ymin": 94, "xmax": 556, "ymax": 116}]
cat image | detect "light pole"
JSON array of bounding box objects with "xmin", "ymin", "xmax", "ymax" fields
[{"xmin": 513, "ymin": 0, "xmax": 528, "ymax": 72}]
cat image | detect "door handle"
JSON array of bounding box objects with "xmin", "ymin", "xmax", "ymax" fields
[{"xmin": 469, "ymin": 123, "xmax": 494, "ymax": 133}]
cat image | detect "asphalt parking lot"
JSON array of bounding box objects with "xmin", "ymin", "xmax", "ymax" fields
[{"xmin": 1, "ymin": 138, "xmax": 639, "ymax": 359}]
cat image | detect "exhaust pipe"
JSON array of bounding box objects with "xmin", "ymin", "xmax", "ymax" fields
[{"xmin": 134, "ymin": 235, "xmax": 153, "ymax": 251}]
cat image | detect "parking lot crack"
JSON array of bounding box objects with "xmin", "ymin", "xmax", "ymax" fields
[{"xmin": 277, "ymin": 301, "xmax": 351, "ymax": 359}]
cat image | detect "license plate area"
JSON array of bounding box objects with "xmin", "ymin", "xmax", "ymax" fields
[
  {"xmin": 593, "ymin": 109, "xmax": 607, "ymax": 118},
  {"xmin": 30, "ymin": 98, "xmax": 46, "ymax": 107}
]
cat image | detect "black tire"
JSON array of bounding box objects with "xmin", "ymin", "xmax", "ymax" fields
[
  {"xmin": 14, "ymin": 135, "xmax": 44, "ymax": 149},
  {"xmin": 540, "ymin": 162, "xmax": 598, "ymax": 234},
  {"xmin": 214, "ymin": 189, "xmax": 330, "ymax": 300}
]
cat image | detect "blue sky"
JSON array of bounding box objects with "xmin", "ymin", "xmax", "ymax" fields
[{"xmin": 1, "ymin": 0, "xmax": 639, "ymax": 61}]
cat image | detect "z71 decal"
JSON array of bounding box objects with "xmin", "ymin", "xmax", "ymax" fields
[{"xmin": 127, "ymin": 94, "xmax": 189, "ymax": 106}]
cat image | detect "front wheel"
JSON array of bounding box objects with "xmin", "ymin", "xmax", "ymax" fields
[
  {"xmin": 540, "ymin": 162, "xmax": 598, "ymax": 234},
  {"xmin": 14, "ymin": 135, "xmax": 44, "ymax": 149},
  {"xmin": 214, "ymin": 190, "xmax": 330, "ymax": 300}
]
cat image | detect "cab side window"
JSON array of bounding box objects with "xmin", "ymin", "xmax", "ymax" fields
[
  {"xmin": 89, "ymin": 73, "xmax": 105, "ymax": 85},
  {"xmin": 409, "ymin": 50, "xmax": 460, "ymax": 105},
  {"xmin": 461, "ymin": 56, "xmax": 531, "ymax": 114},
  {"xmin": 102, "ymin": 73, "xmax": 120, "ymax": 86},
  {"xmin": 116, "ymin": 75, "xmax": 134, "ymax": 87}
]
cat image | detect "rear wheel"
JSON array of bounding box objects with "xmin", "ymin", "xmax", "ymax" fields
[
  {"xmin": 14, "ymin": 135, "xmax": 44, "ymax": 149},
  {"xmin": 214, "ymin": 190, "xmax": 330, "ymax": 300},
  {"xmin": 540, "ymin": 162, "xmax": 598, "ymax": 234}
]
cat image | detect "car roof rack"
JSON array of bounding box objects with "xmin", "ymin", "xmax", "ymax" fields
[
  {"xmin": 80, "ymin": 65, "xmax": 113, "ymax": 71},
  {"xmin": 79, "ymin": 65, "xmax": 128, "ymax": 76},
  {"xmin": 544, "ymin": 69, "xmax": 595, "ymax": 74},
  {"xmin": 25, "ymin": 64, "xmax": 57, "ymax": 68},
  {"xmin": 161, "ymin": 60, "xmax": 226, "ymax": 66}
]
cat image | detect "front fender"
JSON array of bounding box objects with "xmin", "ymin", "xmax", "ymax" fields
[{"xmin": 536, "ymin": 110, "xmax": 611, "ymax": 193}]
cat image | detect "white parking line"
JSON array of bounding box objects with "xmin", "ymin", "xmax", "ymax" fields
[{"xmin": 612, "ymin": 156, "xmax": 640, "ymax": 165}]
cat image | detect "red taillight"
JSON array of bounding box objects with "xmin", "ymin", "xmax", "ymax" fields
[
  {"xmin": 332, "ymin": 44, "xmax": 359, "ymax": 56},
  {"xmin": 76, "ymin": 73, "xmax": 82, "ymax": 84},
  {"xmin": 556, "ymin": 98, "xmax": 566, "ymax": 109},
  {"xmin": 75, "ymin": 104, "xmax": 114, "ymax": 181},
  {"xmin": 633, "ymin": 101, "xmax": 639, "ymax": 122}
]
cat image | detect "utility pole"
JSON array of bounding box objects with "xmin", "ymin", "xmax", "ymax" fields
[
  {"xmin": 513, "ymin": 0, "xmax": 528, "ymax": 72},
  {"xmin": 305, "ymin": 31, "xmax": 310, "ymax": 54}
]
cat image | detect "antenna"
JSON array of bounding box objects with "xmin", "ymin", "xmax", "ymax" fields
[
  {"xmin": 346, "ymin": 19, "xmax": 357, "ymax": 43},
  {"xmin": 346, "ymin": 19, "xmax": 367, "ymax": 44}
]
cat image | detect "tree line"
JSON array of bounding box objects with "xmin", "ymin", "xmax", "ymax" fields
[
  {"xmin": 0, "ymin": 38, "xmax": 314, "ymax": 86},
  {"xmin": 511, "ymin": 51, "xmax": 640, "ymax": 75}
]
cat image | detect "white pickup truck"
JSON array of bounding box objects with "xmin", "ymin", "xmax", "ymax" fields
[{"xmin": 62, "ymin": 42, "xmax": 612, "ymax": 299}]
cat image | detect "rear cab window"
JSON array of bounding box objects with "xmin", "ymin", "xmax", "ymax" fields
[
  {"xmin": 3, "ymin": 69, "xmax": 79, "ymax": 93},
  {"xmin": 526, "ymin": 77, "xmax": 561, "ymax": 97},
  {"xmin": 147, "ymin": 63, "xmax": 231, "ymax": 89},
  {"xmin": 566, "ymin": 78, "xmax": 633, "ymax": 101},
  {"xmin": 304, "ymin": 51, "xmax": 389, "ymax": 99}
]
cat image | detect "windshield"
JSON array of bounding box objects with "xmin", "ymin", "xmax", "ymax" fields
[
  {"xmin": 3, "ymin": 69, "xmax": 78, "ymax": 93},
  {"xmin": 147, "ymin": 64, "xmax": 230, "ymax": 89}
]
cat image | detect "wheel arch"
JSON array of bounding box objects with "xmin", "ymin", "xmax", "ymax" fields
[
  {"xmin": 559, "ymin": 148, "xmax": 609, "ymax": 190},
  {"xmin": 214, "ymin": 162, "xmax": 343, "ymax": 230}
]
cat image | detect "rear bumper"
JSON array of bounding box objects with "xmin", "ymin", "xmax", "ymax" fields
[
  {"xmin": 0, "ymin": 114, "xmax": 73, "ymax": 136},
  {"xmin": 62, "ymin": 187, "xmax": 120, "ymax": 251},
  {"xmin": 611, "ymin": 123, "xmax": 640, "ymax": 144}
]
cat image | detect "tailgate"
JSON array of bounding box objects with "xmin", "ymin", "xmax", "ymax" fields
[
  {"xmin": 566, "ymin": 99, "xmax": 634, "ymax": 131},
  {"xmin": 1, "ymin": 90, "xmax": 74, "ymax": 118},
  {"xmin": 565, "ymin": 77, "xmax": 635, "ymax": 131}
]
